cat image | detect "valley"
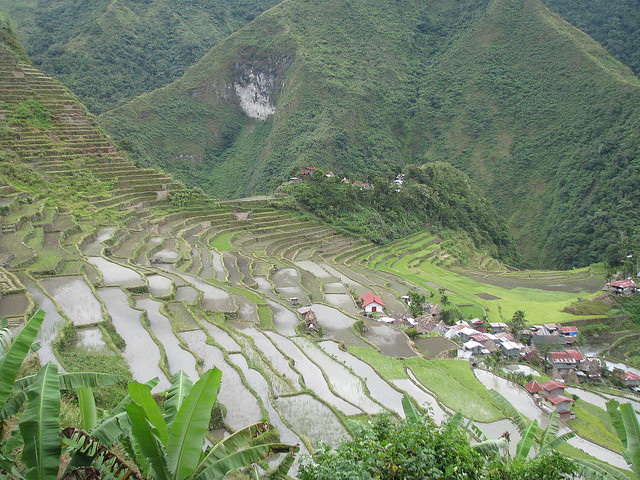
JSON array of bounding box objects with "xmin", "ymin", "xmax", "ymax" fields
[{"xmin": 0, "ymin": 38, "xmax": 635, "ymax": 476}]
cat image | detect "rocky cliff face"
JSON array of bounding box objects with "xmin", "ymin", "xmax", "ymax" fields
[{"xmin": 233, "ymin": 56, "xmax": 291, "ymax": 120}]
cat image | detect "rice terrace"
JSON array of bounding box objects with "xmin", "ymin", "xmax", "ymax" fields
[{"xmin": 0, "ymin": 8, "xmax": 639, "ymax": 479}]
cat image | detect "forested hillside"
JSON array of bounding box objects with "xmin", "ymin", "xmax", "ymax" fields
[
  {"xmin": 0, "ymin": 0, "xmax": 282, "ymax": 112},
  {"xmin": 99, "ymin": 0, "xmax": 640, "ymax": 269},
  {"xmin": 543, "ymin": 0, "xmax": 640, "ymax": 76}
]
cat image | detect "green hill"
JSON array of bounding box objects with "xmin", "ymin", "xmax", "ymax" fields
[
  {"xmin": 543, "ymin": 0, "xmax": 640, "ymax": 76},
  {"xmin": 0, "ymin": 0, "xmax": 282, "ymax": 113},
  {"xmin": 99, "ymin": 0, "xmax": 640, "ymax": 268}
]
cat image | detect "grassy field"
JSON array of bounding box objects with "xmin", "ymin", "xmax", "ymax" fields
[
  {"xmin": 570, "ymin": 399, "xmax": 622, "ymax": 453},
  {"xmin": 405, "ymin": 358, "xmax": 505, "ymax": 422},
  {"xmin": 348, "ymin": 347, "xmax": 407, "ymax": 379},
  {"xmin": 365, "ymin": 238, "xmax": 604, "ymax": 324}
]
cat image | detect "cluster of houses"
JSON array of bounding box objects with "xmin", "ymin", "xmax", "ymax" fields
[
  {"xmin": 525, "ymin": 380, "xmax": 575, "ymax": 420},
  {"xmin": 291, "ymin": 167, "xmax": 407, "ymax": 191},
  {"xmin": 440, "ymin": 319, "xmax": 527, "ymax": 359}
]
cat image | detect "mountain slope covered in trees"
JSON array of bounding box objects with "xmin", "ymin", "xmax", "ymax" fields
[
  {"xmin": 0, "ymin": 0, "xmax": 282, "ymax": 112},
  {"xmin": 99, "ymin": 0, "xmax": 640, "ymax": 268}
]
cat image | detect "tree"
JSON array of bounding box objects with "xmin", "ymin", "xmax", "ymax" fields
[
  {"xmin": 408, "ymin": 291, "xmax": 426, "ymax": 317},
  {"xmin": 508, "ymin": 310, "xmax": 527, "ymax": 336},
  {"xmin": 299, "ymin": 395, "xmax": 576, "ymax": 480}
]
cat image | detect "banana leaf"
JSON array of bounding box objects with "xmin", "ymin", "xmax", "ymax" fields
[
  {"xmin": 165, "ymin": 368, "xmax": 222, "ymax": 480},
  {"xmin": 15, "ymin": 371, "xmax": 122, "ymax": 391},
  {"xmin": 488, "ymin": 390, "xmax": 528, "ymax": 433},
  {"xmin": 128, "ymin": 381, "xmax": 168, "ymax": 444},
  {"xmin": 165, "ymin": 371, "xmax": 193, "ymax": 427},
  {"xmin": 196, "ymin": 422, "xmax": 272, "ymax": 470},
  {"xmin": 18, "ymin": 362, "xmax": 61, "ymax": 480},
  {"xmin": 619, "ymin": 402, "xmax": 640, "ymax": 475},
  {"xmin": 574, "ymin": 458, "xmax": 634, "ymax": 480},
  {"xmin": 77, "ymin": 387, "xmax": 97, "ymax": 431},
  {"xmin": 514, "ymin": 419, "xmax": 538, "ymax": 461},
  {"xmin": 0, "ymin": 310, "xmax": 44, "ymax": 409},
  {"xmin": 607, "ymin": 400, "xmax": 627, "ymax": 449},
  {"xmin": 401, "ymin": 394, "xmax": 420, "ymax": 423},
  {"xmin": 194, "ymin": 443, "xmax": 299, "ymax": 480},
  {"xmin": 126, "ymin": 401, "xmax": 171, "ymax": 480}
]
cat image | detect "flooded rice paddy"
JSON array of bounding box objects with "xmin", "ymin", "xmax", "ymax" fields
[
  {"xmin": 362, "ymin": 323, "xmax": 415, "ymax": 358},
  {"xmin": 97, "ymin": 287, "xmax": 169, "ymax": 391},
  {"xmin": 71, "ymin": 327, "xmax": 112, "ymax": 355},
  {"xmin": 88, "ymin": 257, "xmax": 145, "ymax": 288},
  {"xmin": 40, "ymin": 276, "xmax": 103, "ymax": 325}
]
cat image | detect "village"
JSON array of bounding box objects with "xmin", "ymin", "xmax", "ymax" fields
[{"xmin": 293, "ymin": 277, "xmax": 640, "ymax": 422}]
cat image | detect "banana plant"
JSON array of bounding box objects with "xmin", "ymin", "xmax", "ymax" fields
[
  {"xmin": 488, "ymin": 390, "xmax": 575, "ymax": 460},
  {"xmin": 0, "ymin": 311, "xmax": 121, "ymax": 479},
  {"xmin": 116, "ymin": 368, "xmax": 299, "ymax": 480}
]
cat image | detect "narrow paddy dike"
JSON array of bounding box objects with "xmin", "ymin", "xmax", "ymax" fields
[{"xmin": 0, "ymin": 43, "xmax": 624, "ymax": 466}]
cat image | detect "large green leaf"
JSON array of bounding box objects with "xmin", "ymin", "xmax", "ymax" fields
[
  {"xmin": 196, "ymin": 422, "xmax": 272, "ymax": 471},
  {"xmin": 76, "ymin": 387, "xmax": 97, "ymax": 431},
  {"xmin": 128, "ymin": 381, "xmax": 168, "ymax": 444},
  {"xmin": 15, "ymin": 371, "xmax": 122, "ymax": 391},
  {"xmin": 514, "ymin": 419, "xmax": 538, "ymax": 461},
  {"xmin": 165, "ymin": 371, "xmax": 193, "ymax": 427},
  {"xmin": 607, "ymin": 400, "xmax": 627, "ymax": 448},
  {"xmin": 0, "ymin": 310, "xmax": 44, "ymax": 409},
  {"xmin": 539, "ymin": 411, "xmax": 560, "ymax": 448},
  {"xmin": 619, "ymin": 403, "xmax": 640, "ymax": 475},
  {"xmin": 18, "ymin": 362, "xmax": 61, "ymax": 480},
  {"xmin": 472, "ymin": 438, "xmax": 507, "ymax": 457},
  {"xmin": 488, "ymin": 390, "xmax": 528, "ymax": 433},
  {"xmin": 194, "ymin": 443, "xmax": 298, "ymax": 480},
  {"xmin": 262, "ymin": 451, "xmax": 297, "ymax": 480},
  {"xmin": 401, "ymin": 394, "xmax": 420, "ymax": 423},
  {"xmin": 166, "ymin": 367, "xmax": 222, "ymax": 480},
  {"xmin": 126, "ymin": 401, "xmax": 171, "ymax": 480},
  {"xmin": 574, "ymin": 458, "xmax": 634, "ymax": 480}
]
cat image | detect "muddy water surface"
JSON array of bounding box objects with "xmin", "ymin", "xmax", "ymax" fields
[
  {"xmin": 88, "ymin": 257, "xmax": 145, "ymax": 287},
  {"xmin": 362, "ymin": 323, "xmax": 415, "ymax": 358},
  {"xmin": 41, "ymin": 276, "xmax": 103, "ymax": 325},
  {"xmin": 97, "ymin": 287, "xmax": 169, "ymax": 391}
]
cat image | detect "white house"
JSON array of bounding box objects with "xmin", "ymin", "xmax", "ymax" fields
[{"xmin": 358, "ymin": 293, "xmax": 386, "ymax": 314}]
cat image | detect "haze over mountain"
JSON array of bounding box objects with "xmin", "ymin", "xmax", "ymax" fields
[
  {"xmin": 97, "ymin": 0, "xmax": 640, "ymax": 269},
  {"xmin": 0, "ymin": 0, "xmax": 282, "ymax": 112}
]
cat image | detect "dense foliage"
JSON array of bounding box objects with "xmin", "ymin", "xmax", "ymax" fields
[
  {"xmin": 298, "ymin": 413, "xmax": 576, "ymax": 480},
  {"xmin": 543, "ymin": 0, "xmax": 640, "ymax": 76},
  {"xmin": 0, "ymin": 0, "xmax": 281, "ymax": 113},
  {"xmin": 99, "ymin": 0, "xmax": 640, "ymax": 268},
  {"xmin": 281, "ymin": 162, "xmax": 517, "ymax": 263}
]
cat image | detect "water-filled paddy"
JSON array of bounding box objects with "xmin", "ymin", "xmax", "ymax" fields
[
  {"xmin": 147, "ymin": 274, "xmax": 173, "ymax": 297},
  {"xmin": 137, "ymin": 297, "xmax": 198, "ymax": 379},
  {"xmin": 71, "ymin": 327, "xmax": 112, "ymax": 355},
  {"xmin": 295, "ymin": 336, "xmax": 382, "ymax": 414},
  {"xmin": 269, "ymin": 300, "xmax": 298, "ymax": 336},
  {"xmin": 413, "ymin": 336, "xmax": 458, "ymax": 358},
  {"xmin": 275, "ymin": 394, "xmax": 350, "ymax": 446},
  {"xmin": 265, "ymin": 332, "xmax": 361, "ymax": 415},
  {"xmin": 21, "ymin": 277, "xmax": 65, "ymax": 366},
  {"xmin": 180, "ymin": 330, "xmax": 261, "ymax": 431},
  {"xmin": 82, "ymin": 227, "xmax": 116, "ymax": 255},
  {"xmin": 97, "ymin": 287, "xmax": 169, "ymax": 391},
  {"xmin": 320, "ymin": 341, "xmax": 404, "ymax": 416},
  {"xmin": 88, "ymin": 257, "xmax": 145, "ymax": 287},
  {"xmin": 362, "ymin": 323, "xmax": 415, "ymax": 358},
  {"xmin": 175, "ymin": 285, "xmax": 199, "ymax": 304},
  {"xmin": 0, "ymin": 292, "xmax": 29, "ymax": 316},
  {"xmin": 41, "ymin": 276, "xmax": 103, "ymax": 325}
]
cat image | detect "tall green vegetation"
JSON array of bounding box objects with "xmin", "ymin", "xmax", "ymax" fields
[
  {"xmin": 0, "ymin": 0, "xmax": 282, "ymax": 113},
  {"xmin": 280, "ymin": 162, "xmax": 517, "ymax": 263},
  {"xmin": 543, "ymin": 0, "xmax": 640, "ymax": 76},
  {"xmin": 100, "ymin": 0, "xmax": 640, "ymax": 269}
]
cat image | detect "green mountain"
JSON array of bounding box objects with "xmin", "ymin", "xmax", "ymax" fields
[
  {"xmin": 0, "ymin": 0, "xmax": 282, "ymax": 113},
  {"xmin": 99, "ymin": 0, "xmax": 640, "ymax": 269},
  {"xmin": 543, "ymin": 0, "xmax": 640, "ymax": 76}
]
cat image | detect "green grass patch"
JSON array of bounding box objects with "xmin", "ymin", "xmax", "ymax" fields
[
  {"xmin": 56, "ymin": 351, "xmax": 130, "ymax": 410},
  {"xmin": 209, "ymin": 232, "xmax": 235, "ymax": 251},
  {"xmin": 348, "ymin": 347, "xmax": 407, "ymax": 379},
  {"xmin": 162, "ymin": 301, "xmax": 199, "ymax": 332},
  {"xmin": 569, "ymin": 399, "xmax": 622, "ymax": 453},
  {"xmin": 405, "ymin": 358, "xmax": 504, "ymax": 422}
]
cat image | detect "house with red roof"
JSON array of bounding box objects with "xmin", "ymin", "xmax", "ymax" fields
[
  {"xmin": 358, "ymin": 293, "xmax": 386, "ymax": 314},
  {"xmin": 558, "ymin": 326, "xmax": 579, "ymax": 344},
  {"xmin": 525, "ymin": 380, "xmax": 543, "ymax": 394},
  {"xmin": 606, "ymin": 278, "xmax": 637, "ymax": 295},
  {"xmin": 300, "ymin": 166, "xmax": 319, "ymax": 176},
  {"xmin": 543, "ymin": 394, "xmax": 574, "ymax": 418},
  {"xmin": 540, "ymin": 380, "xmax": 566, "ymax": 397},
  {"xmin": 548, "ymin": 350, "xmax": 585, "ymax": 370},
  {"xmin": 622, "ymin": 371, "xmax": 640, "ymax": 387}
]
